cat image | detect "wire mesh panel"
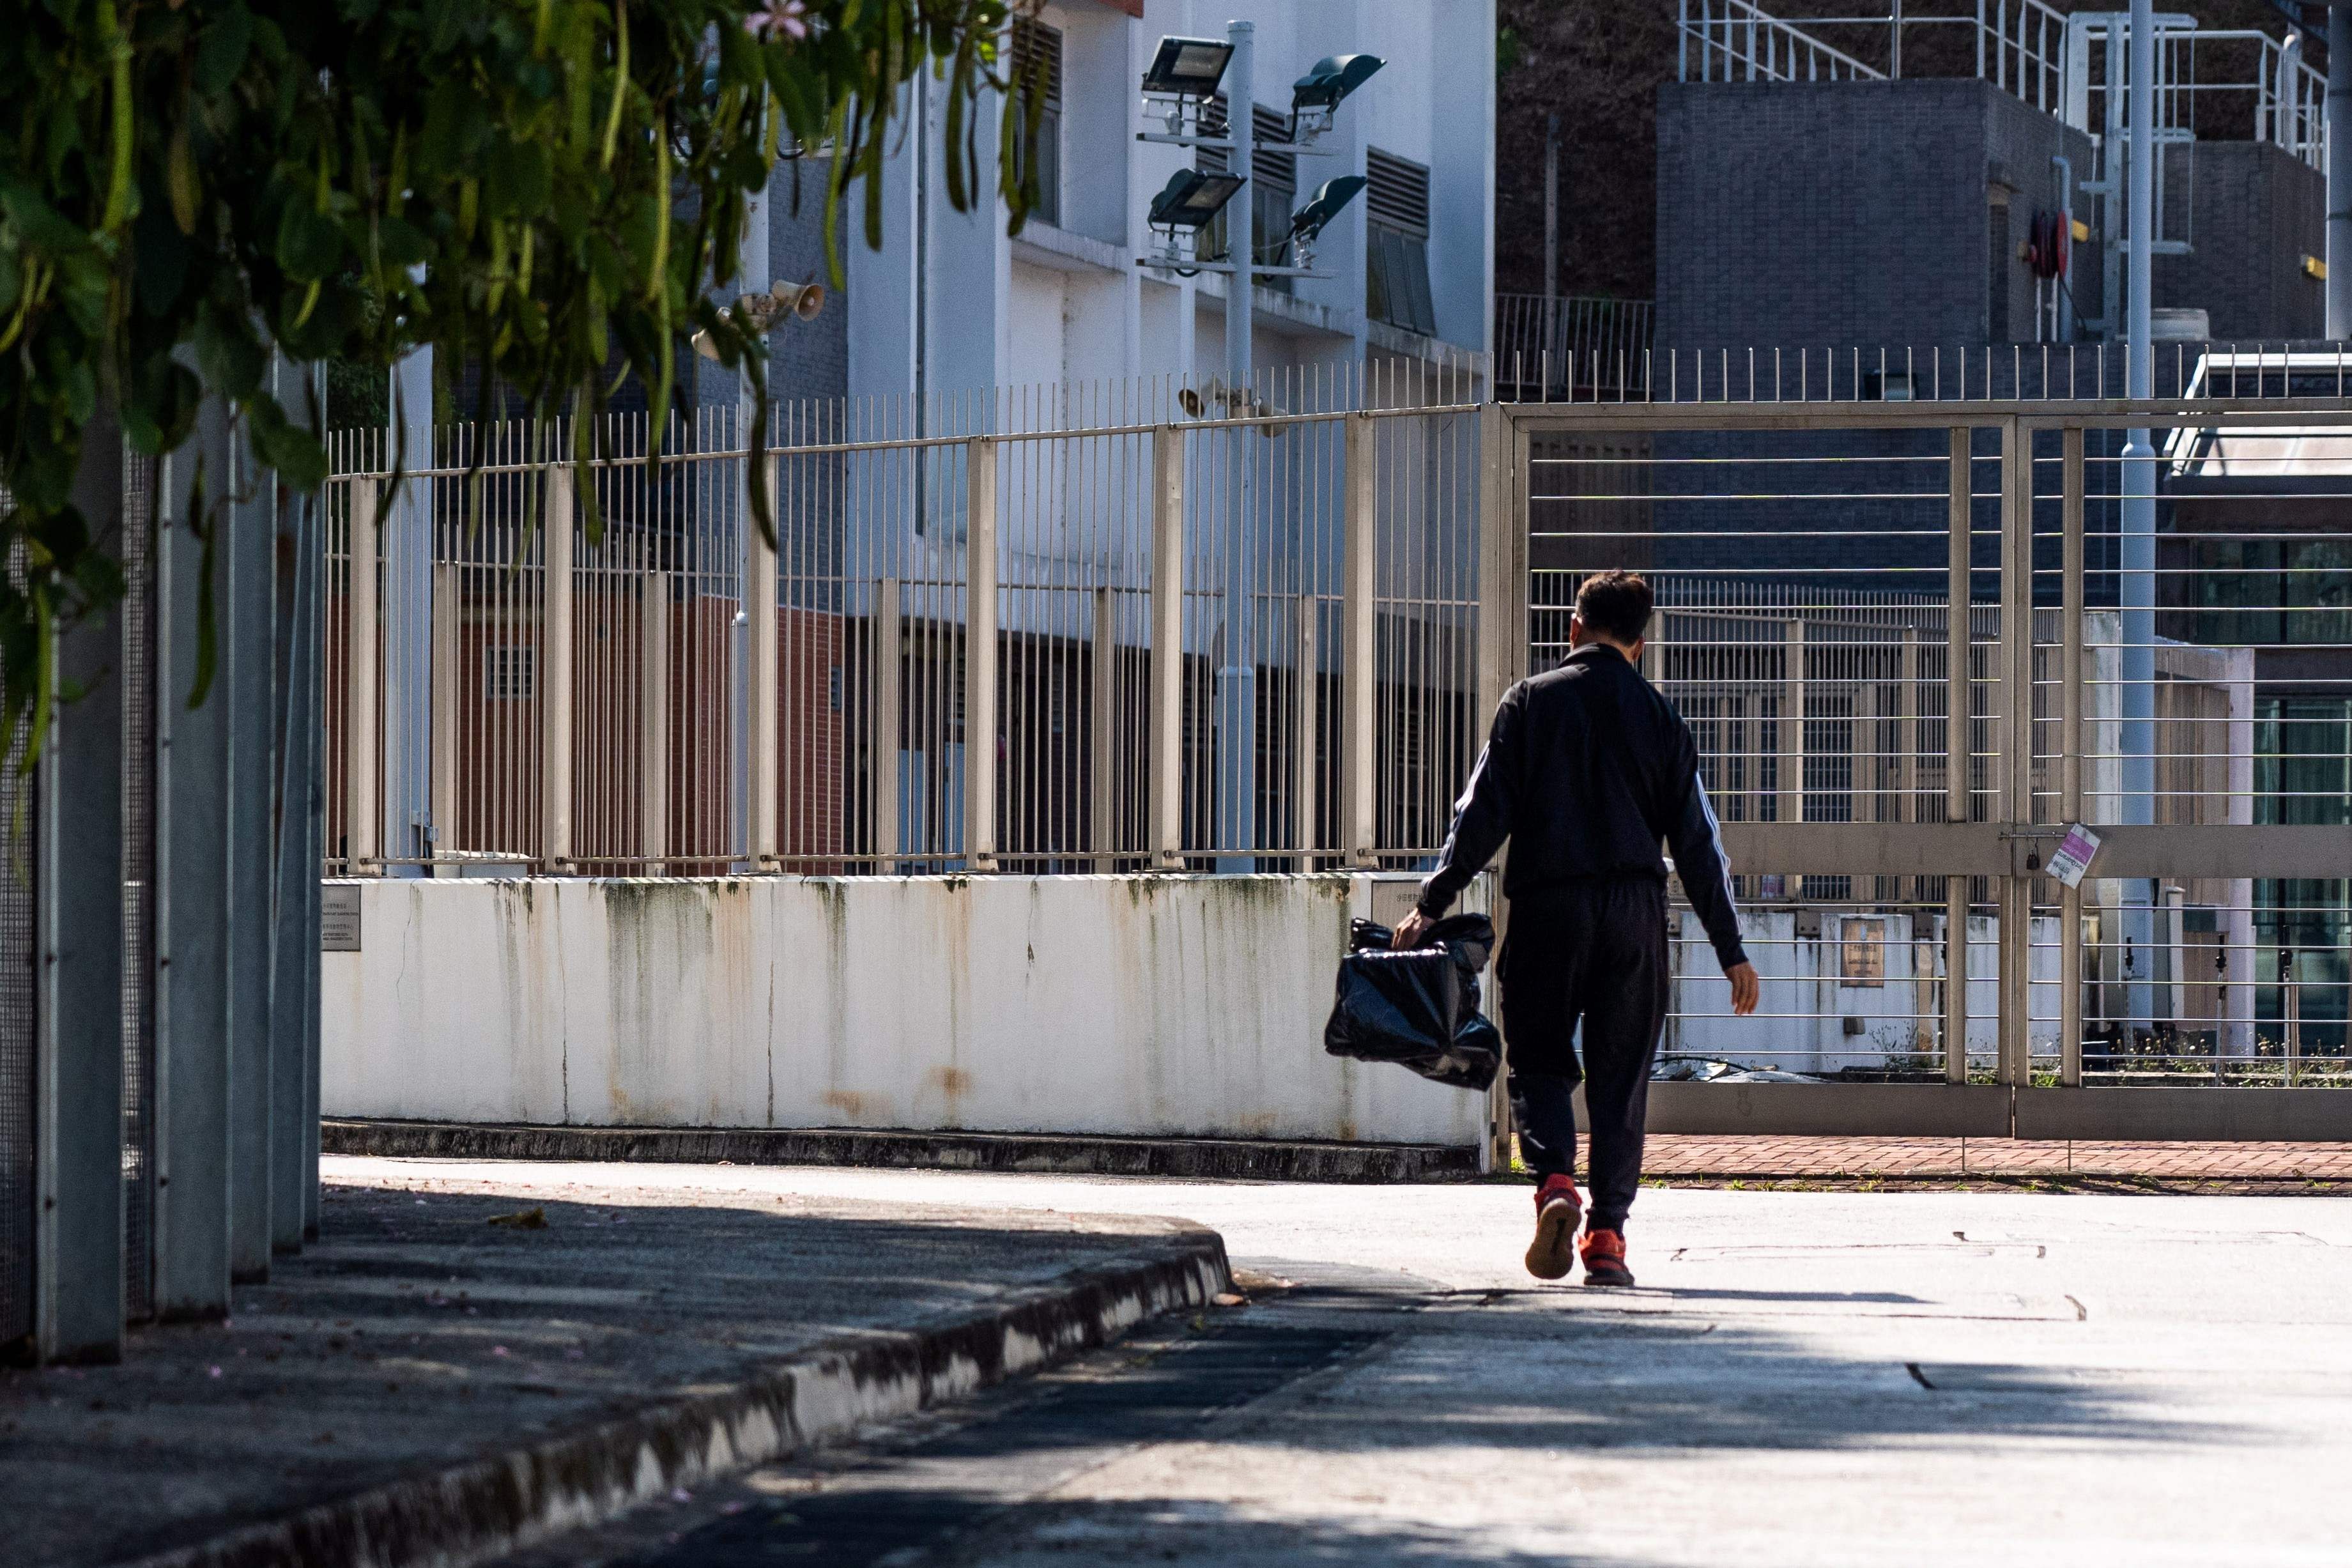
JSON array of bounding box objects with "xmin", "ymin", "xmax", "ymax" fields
[{"xmin": 121, "ymin": 447, "xmax": 158, "ymax": 1322}]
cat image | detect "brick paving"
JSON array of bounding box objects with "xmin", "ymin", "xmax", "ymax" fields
[{"xmin": 1638, "ymin": 1135, "xmax": 2352, "ymax": 1183}]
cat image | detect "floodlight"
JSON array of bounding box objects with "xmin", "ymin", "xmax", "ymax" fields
[
  {"xmin": 1291, "ymin": 54, "xmax": 1384, "ymax": 114},
  {"xmin": 1142, "ymin": 36, "xmax": 1234, "ymax": 98},
  {"xmin": 1288, "ymin": 176, "xmax": 1366, "ymax": 246},
  {"xmin": 1148, "ymin": 168, "xmax": 1245, "ymax": 232}
]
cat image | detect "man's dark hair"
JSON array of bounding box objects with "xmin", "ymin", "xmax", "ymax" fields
[{"xmin": 1575, "ymin": 571, "xmax": 1654, "ymax": 646}]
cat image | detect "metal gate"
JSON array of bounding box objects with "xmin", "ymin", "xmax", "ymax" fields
[{"xmin": 1507, "ymin": 381, "xmax": 2352, "ymax": 1139}]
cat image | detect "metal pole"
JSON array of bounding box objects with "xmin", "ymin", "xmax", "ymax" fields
[
  {"xmin": 346, "ymin": 485, "xmax": 380, "ymax": 873},
  {"xmin": 2060, "ymin": 425, "xmax": 2086, "ymax": 1087},
  {"xmin": 1292, "ymin": 592, "xmax": 1318, "ymax": 867},
  {"xmin": 429, "ymin": 562, "xmax": 457, "ymax": 868},
  {"xmin": 155, "ymin": 395, "xmax": 236, "ymax": 1321},
  {"xmin": 2330, "ymin": 4, "xmax": 2351, "ymax": 336},
  {"xmin": 1542, "ymin": 113, "xmax": 1560, "ymax": 374},
  {"xmin": 1946, "ymin": 426, "xmax": 1972, "ymax": 1084},
  {"xmin": 744, "ymin": 457, "xmax": 778, "ymax": 870},
  {"xmin": 1999, "ymin": 417, "xmax": 2032, "ymax": 1090},
  {"xmin": 1095, "ymin": 585, "xmax": 1120, "ymax": 872},
  {"xmin": 2122, "ymin": 0, "xmax": 2158, "ymax": 1045},
  {"xmin": 268, "ymin": 454, "xmax": 319, "ymax": 1255},
  {"xmin": 875, "ymin": 576, "xmax": 902, "ymax": 871},
  {"xmin": 642, "ymin": 570, "xmax": 670, "ymax": 873},
  {"xmin": 541, "ymin": 463, "xmax": 576, "ymax": 872},
  {"xmin": 1215, "ymin": 19, "xmax": 1258, "ymax": 871},
  {"xmin": 1341, "ymin": 414, "xmax": 1378, "ymax": 868},
  {"xmin": 1150, "ymin": 426, "xmax": 1186, "ymax": 871},
  {"xmin": 383, "ymin": 350, "xmax": 433, "ymax": 878},
  {"xmin": 964, "ymin": 436, "xmax": 999, "ymax": 875},
  {"xmin": 227, "ymin": 394, "xmax": 276, "ymax": 1284},
  {"xmin": 37, "ymin": 413, "xmax": 127, "ymax": 1362}
]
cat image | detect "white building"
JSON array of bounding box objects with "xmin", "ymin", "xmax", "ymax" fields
[{"xmin": 844, "ymin": 0, "xmax": 1496, "ymax": 408}]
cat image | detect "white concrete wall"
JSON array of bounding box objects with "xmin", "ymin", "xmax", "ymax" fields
[{"xmin": 322, "ymin": 873, "xmax": 1488, "ymax": 1146}]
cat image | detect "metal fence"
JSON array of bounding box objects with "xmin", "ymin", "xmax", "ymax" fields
[
  {"xmin": 1507, "ymin": 360, "xmax": 2352, "ymax": 1137},
  {"xmin": 1493, "ymin": 295, "xmax": 1656, "ymax": 401},
  {"xmin": 324, "ymin": 360, "xmax": 1495, "ymax": 880}
]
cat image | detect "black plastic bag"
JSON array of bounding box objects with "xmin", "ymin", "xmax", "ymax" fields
[{"xmin": 1323, "ymin": 914, "xmax": 1502, "ymax": 1091}]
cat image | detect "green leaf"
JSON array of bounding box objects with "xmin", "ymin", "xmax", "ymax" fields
[
  {"xmin": 481, "ymin": 137, "xmax": 551, "ymax": 220},
  {"xmin": 192, "ymin": 303, "xmax": 266, "ymax": 399},
  {"xmin": 247, "ymin": 395, "xmax": 328, "ymax": 491},
  {"xmin": 194, "ymin": 4, "xmax": 254, "ymax": 96},
  {"xmin": 274, "ymin": 196, "xmax": 342, "ymax": 281}
]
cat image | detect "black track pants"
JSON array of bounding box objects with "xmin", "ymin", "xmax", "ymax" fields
[{"xmin": 1498, "ymin": 878, "xmax": 1669, "ymax": 1234}]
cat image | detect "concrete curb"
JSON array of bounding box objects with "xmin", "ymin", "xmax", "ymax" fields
[
  {"xmin": 323, "ymin": 1118, "xmax": 1483, "ymax": 1183},
  {"xmin": 117, "ymin": 1229, "xmax": 1230, "ymax": 1568}
]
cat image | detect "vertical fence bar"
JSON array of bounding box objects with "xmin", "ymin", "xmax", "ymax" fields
[
  {"xmin": 875, "ymin": 576, "xmax": 902, "ymax": 871},
  {"xmin": 429, "ymin": 562, "xmax": 456, "ymax": 868},
  {"xmin": 346, "ymin": 484, "xmax": 379, "ymax": 874},
  {"xmin": 1999, "ymin": 417, "xmax": 2031, "ymax": 1089},
  {"xmin": 1342, "ymin": 413, "xmax": 1378, "ymax": 868},
  {"xmin": 541, "ymin": 463, "xmax": 576, "ymax": 871},
  {"xmin": 642, "ymin": 570, "xmax": 670, "ymax": 873},
  {"xmin": 2060, "ymin": 424, "xmax": 2086, "ymax": 1086},
  {"xmin": 1151, "ymin": 426, "xmax": 1186, "ymax": 871},
  {"xmin": 1945, "ymin": 426, "xmax": 1971, "ymax": 1084},
  {"xmin": 1095, "ymin": 585, "xmax": 1119, "ymax": 871},
  {"xmin": 964, "ymin": 436, "xmax": 999, "ymax": 874}
]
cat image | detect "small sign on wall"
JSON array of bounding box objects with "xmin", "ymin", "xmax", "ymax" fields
[{"xmin": 321, "ymin": 885, "xmax": 362, "ymax": 951}]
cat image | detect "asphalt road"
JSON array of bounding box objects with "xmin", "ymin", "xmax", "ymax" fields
[{"xmin": 328, "ymin": 1160, "xmax": 2352, "ymax": 1568}]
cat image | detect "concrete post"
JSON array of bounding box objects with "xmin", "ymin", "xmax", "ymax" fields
[
  {"xmin": 541, "ymin": 463, "xmax": 575, "ymax": 872},
  {"xmin": 36, "ymin": 411, "xmax": 127, "ymax": 1362},
  {"xmin": 642, "ymin": 571, "xmax": 670, "ymax": 873},
  {"xmin": 1342, "ymin": 415, "xmax": 1378, "ymax": 868},
  {"xmin": 155, "ymin": 395, "xmax": 236, "ymax": 1321},
  {"xmin": 1998, "ymin": 419, "xmax": 2032, "ymax": 1089},
  {"xmin": 2122, "ymin": 0, "xmax": 2159, "ymax": 1043},
  {"xmin": 227, "ymin": 399, "xmax": 277, "ymax": 1284},
  {"xmin": 963, "ymin": 437, "xmax": 998, "ymax": 874},
  {"xmin": 1150, "ymin": 426, "xmax": 1187, "ymax": 871}
]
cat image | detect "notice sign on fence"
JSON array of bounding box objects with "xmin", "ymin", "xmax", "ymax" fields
[
  {"xmin": 2044, "ymin": 824, "xmax": 2102, "ymax": 889},
  {"xmin": 321, "ymin": 886, "xmax": 362, "ymax": 951}
]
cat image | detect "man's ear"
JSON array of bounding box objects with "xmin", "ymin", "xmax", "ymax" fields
[{"xmin": 1567, "ymin": 612, "xmax": 1586, "ymax": 647}]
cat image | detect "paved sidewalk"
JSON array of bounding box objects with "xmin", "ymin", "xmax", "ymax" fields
[
  {"xmin": 0, "ymin": 1170, "xmax": 1224, "ymax": 1568},
  {"xmin": 1640, "ymin": 1134, "xmax": 2352, "ymax": 1183}
]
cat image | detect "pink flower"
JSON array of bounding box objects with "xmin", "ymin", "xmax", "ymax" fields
[{"xmin": 744, "ymin": 0, "xmax": 808, "ymax": 41}]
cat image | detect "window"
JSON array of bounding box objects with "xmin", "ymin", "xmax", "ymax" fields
[
  {"xmin": 1010, "ymin": 19, "xmax": 1063, "ymax": 227},
  {"xmin": 1191, "ymin": 101, "xmax": 1295, "ymax": 292},
  {"xmin": 1366, "ymin": 148, "xmax": 1435, "ymax": 335}
]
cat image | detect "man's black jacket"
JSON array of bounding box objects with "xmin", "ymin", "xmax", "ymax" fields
[{"xmin": 1416, "ymin": 643, "xmax": 1749, "ymax": 971}]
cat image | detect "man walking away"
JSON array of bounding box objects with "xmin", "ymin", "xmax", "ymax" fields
[{"xmin": 1393, "ymin": 571, "xmax": 1759, "ymax": 1287}]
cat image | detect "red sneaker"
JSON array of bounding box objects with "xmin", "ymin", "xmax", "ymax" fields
[
  {"xmin": 1579, "ymin": 1226, "xmax": 1634, "ymax": 1288},
  {"xmin": 1523, "ymin": 1176, "xmax": 1583, "ymax": 1280}
]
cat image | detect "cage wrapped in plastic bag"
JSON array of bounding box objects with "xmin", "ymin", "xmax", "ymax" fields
[{"xmin": 1322, "ymin": 914, "xmax": 1502, "ymax": 1091}]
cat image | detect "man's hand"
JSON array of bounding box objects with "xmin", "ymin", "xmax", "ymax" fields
[
  {"xmin": 1726, "ymin": 960, "xmax": 1760, "ymax": 1017},
  {"xmin": 1392, "ymin": 909, "xmax": 1434, "ymax": 949}
]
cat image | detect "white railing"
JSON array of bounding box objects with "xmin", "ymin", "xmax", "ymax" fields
[
  {"xmin": 324, "ymin": 362, "xmax": 1494, "ymax": 879},
  {"xmin": 1493, "ymin": 295, "xmax": 1656, "ymax": 394},
  {"xmin": 1678, "ymin": 0, "xmax": 1887, "ymax": 84}
]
